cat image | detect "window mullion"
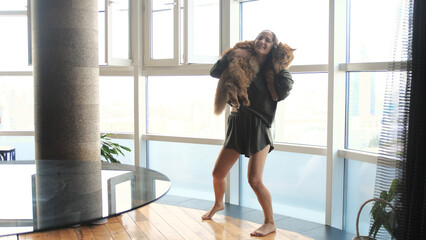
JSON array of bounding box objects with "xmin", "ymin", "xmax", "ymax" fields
[
  {"xmin": 326, "ymin": 0, "xmax": 347, "ymax": 229},
  {"xmin": 340, "ymin": 61, "xmax": 408, "ymax": 72},
  {"xmin": 183, "ymin": 0, "xmax": 188, "ymax": 64},
  {"xmin": 221, "ymin": 0, "xmax": 240, "ymax": 205}
]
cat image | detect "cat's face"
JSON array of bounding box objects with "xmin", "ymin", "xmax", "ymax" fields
[{"xmin": 272, "ymin": 42, "xmax": 295, "ymax": 70}]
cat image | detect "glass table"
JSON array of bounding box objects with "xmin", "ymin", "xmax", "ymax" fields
[{"xmin": 0, "ymin": 160, "xmax": 171, "ymax": 237}]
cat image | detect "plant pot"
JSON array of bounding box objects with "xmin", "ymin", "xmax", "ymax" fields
[{"xmin": 353, "ymin": 198, "xmax": 395, "ymax": 240}]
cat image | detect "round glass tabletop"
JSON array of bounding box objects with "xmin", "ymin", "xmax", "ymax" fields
[{"xmin": 0, "ymin": 160, "xmax": 171, "ymax": 237}]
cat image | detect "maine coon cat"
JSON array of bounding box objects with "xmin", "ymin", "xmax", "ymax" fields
[
  {"xmin": 264, "ymin": 42, "xmax": 295, "ymax": 101},
  {"xmin": 214, "ymin": 41, "xmax": 295, "ymax": 115}
]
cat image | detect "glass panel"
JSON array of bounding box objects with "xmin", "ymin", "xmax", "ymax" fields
[
  {"xmin": 0, "ymin": 164, "xmax": 34, "ymax": 224},
  {"xmin": 110, "ymin": 0, "xmax": 129, "ymax": 59},
  {"xmin": 98, "ymin": 2, "xmax": 106, "ymax": 65},
  {"xmin": 0, "ymin": 77, "xmax": 34, "ymax": 130},
  {"xmin": 0, "ymin": 136, "xmax": 35, "ymax": 160},
  {"xmin": 99, "ymin": 77, "xmax": 134, "ymax": 133},
  {"xmin": 98, "ymin": 0, "xmax": 105, "ymax": 11},
  {"xmin": 349, "ymin": 0, "xmax": 402, "ymax": 62},
  {"xmin": 240, "ymin": 151, "xmax": 327, "ymax": 224},
  {"xmin": 273, "ymin": 73, "xmax": 327, "ymax": 146},
  {"xmin": 0, "ymin": 16, "xmax": 29, "ymax": 70},
  {"xmin": 241, "ymin": 0, "xmax": 328, "ymax": 65},
  {"xmin": 147, "ymin": 75, "xmax": 225, "ymax": 139},
  {"xmin": 187, "ymin": 0, "xmax": 220, "ymax": 63},
  {"xmin": 347, "ymin": 72, "xmax": 386, "ymax": 153},
  {"xmin": 0, "ymin": 1, "xmax": 27, "ymax": 11},
  {"xmin": 147, "ymin": 141, "xmax": 222, "ymax": 200},
  {"xmin": 344, "ymin": 159, "xmax": 376, "ymax": 236},
  {"xmin": 152, "ymin": 0, "xmax": 174, "ymax": 59}
]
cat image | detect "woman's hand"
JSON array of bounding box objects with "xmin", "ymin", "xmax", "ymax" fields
[{"xmin": 210, "ymin": 53, "xmax": 230, "ymax": 78}]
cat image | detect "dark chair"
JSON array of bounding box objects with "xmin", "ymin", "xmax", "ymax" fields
[{"xmin": 0, "ymin": 146, "xmax": 16, "ymax": 161}]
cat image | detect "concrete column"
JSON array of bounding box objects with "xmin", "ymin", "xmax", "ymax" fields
[
  {"xmin": 31, "ymin": 1, "xmax": 103, "ymax": 229},
  {"xmin": 32, "ymin": 0, "xmax": 99, "ymax": 161}
]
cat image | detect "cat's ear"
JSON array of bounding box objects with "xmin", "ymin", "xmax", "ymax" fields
[
  {"xmin": 290, "ymin": 48, "xmax": 296, "ymax": 52},
  {"xmin": 278, "ymin": 42, "xmax": 283, "ymax": 47}
]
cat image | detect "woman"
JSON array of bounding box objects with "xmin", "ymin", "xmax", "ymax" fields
[{"xmin": 202, "ymin": 30, "xmax": 294, "ymax": 237}]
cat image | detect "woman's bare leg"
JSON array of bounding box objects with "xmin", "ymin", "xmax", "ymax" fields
[
  {"xmin": 202, "ymin": 147, "xmax": 240, "ymax": 220},
  {"xmin": 247, "ymin": 145, "xmax": 276, "ymax": 237}
]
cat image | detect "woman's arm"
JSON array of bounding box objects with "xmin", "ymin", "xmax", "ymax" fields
[
  {"xmin": 274, "ymin": 69, "xmax": 294, "ymax": 101},
  {"xmin": 210, "ymin": 54, "xmax": 230, "ymax": 78}
]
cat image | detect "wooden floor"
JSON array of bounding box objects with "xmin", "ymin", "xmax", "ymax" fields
[{"xmin": 1, "ymin": 203, "xmax": 313, "ymax": 240}]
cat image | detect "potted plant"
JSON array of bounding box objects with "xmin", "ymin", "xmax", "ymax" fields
[
  {"xmin": 100, "ymin": 133, "xmax": 131, "ymax": 164},
  {"xmin": 353, "ymin": 179, "xmax": 398, "ymax": 240}
]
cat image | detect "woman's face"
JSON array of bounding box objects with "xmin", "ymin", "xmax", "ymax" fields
[{"xmin": 254, "ymin": 31, "xmax": 274, "ymax": 56}]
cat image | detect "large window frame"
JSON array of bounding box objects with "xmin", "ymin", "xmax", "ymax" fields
[{"xmin": 0, "ymin": 0, "xmax": 403, "ymax": 232}]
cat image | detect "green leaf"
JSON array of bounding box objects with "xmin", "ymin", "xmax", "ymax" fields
[
  {"xmin": 383, "ymin": 212, "xmax": 396, "ymax": 237},
  {"xmin": 116, "ymin": 148, "xmax": 124, "ymax": 156},
  {"xmin": 387, "ymin": 179, "xmax": 398, "ymax": 201},
  {"xmin": 100, "ymin": 133, "xmax": 132, "ymax": 164},
  {"xmin": 121, "ymin": 146, "xmax": 131, "ymax": 151},
  {"xmin": 380, "ymin": 191, "xmax": 388, "ymax": 200},
  {"xmin": 369, "ymin": 220, "xmax": 382, "ymax": 238}
]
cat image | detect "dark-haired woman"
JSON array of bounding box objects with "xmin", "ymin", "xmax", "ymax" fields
[{"xmin": 202, "ymin": 30, "xmax": 294, "ymax": 237}]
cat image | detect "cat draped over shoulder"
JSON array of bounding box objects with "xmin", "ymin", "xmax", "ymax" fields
[{"xmin": 214, "ymin": 40, "xmax": 295, "ymax": 115}]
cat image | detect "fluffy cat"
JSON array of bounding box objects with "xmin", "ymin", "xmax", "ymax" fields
[
  {"xmin": 264, "ymin": 42, "xmax": 295, "ymax": 101},
  {"xmin": 214, "ymin": 41, "xmax": 295, "ymax": 115}
]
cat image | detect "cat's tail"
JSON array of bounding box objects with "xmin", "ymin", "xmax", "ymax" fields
[{"xmin": 214, "ymin": 78, "xmax": 228, "ymax": 115}]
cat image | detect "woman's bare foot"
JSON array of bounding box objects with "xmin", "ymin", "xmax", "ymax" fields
[
  {"xmin": 250, "ymin": 223, "xmax": 276, "ymax": 237},
  {"xmin": 201, "ymin": 203, "xmax": 224, "ymax": 220}
]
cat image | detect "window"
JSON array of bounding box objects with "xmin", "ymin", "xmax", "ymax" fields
[
  {"xmin": 344, "ymin": 159, "xmax": 376, "ymax": 235},
  {"xmin": 143, "ymin": 0, "xmax": 221, "ymax": 66},
  {"xmin": 241, "ymin": 151, "xmax": 327, "ymax": 224},
  {"xmin": 100, "ymin": 76, "xmax": 134, "ymax": 133},
  {"xmin": 0, "ymin": 136, "xmax": 35, "ymax": 160},
  {"xmin": 347, "ymin": 72, "xmax": 386, "ymax": 153},
  {"xmin": 349, "ymin": 0, "xmax": 401, "ymax": 62},
  {"xmin": 98, "ymin": 0, "xmax": 106, "ymax": 65},
  {"xmin": 107, "ymin": 0, "xmax": 131, "ymax": 65},
  {"xmin": 0, "ymin": 77, "xmax": 34, "ymax": 130},
  {"xmin": 187, "ymin": 0, "xmax": 220, "ymax": 63},
  {"xmin": 0, "ymin": 1, "xmax": 27, "ymax": 11},
  {"xmin": 241, "ymin": 0, "xmax": 329, "ymax": 65},
  {"xmin": 346, "ymin": 0, "xmax": 405, "ymax": 154},
  {"xmin": 273, "ymin": 73, "xmax": 328, "ymax": 146},
  {"xmin": 0, "ymin": 15, "xmax": 29, "ymax": 70},
  {"xmin": 144, "ymin": 0, "xmax": 179, "ymax": 65},
  {"xmin": 147, "ymin": 141, "xmax": 221, "ymax": 200},
  {"xmin": 147, "ymin": 75, "xmax": 225, "ymax": 139}
]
